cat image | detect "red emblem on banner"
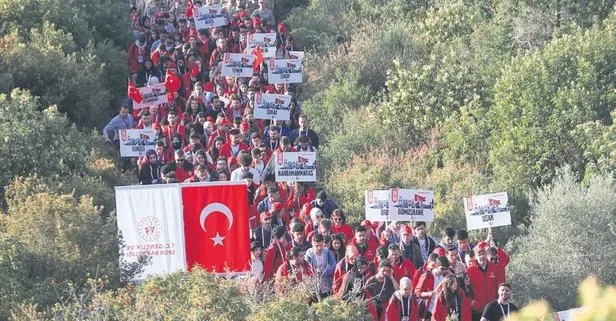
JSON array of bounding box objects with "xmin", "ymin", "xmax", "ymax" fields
[
  {"xmin": 465, "ymin": 197, "xmax": 474, "ymax": 211},
  {"xmin": 263, "ymin": 37, "xmax": 271, "ymax": 43},
  {"xmin": 241, "ymin": 57, "xmax": 249, "ymax": 63},
  {"xmin": 414, "ymin": 194, "xmax": 426, "ymax": 202},
  {"xmin": 287, "ymin": 62, "xmax": 295, "ymax": 68},
  {"xmin": 488, "ymin": 198, "xmax": 501, "ymax": 207},
  {"xmin": 256, "ymin": 92, "xmax": 262, "ymax": 104},
  {"xmin": 367, "ymin": 191, "xmax": 374, "ymax": 204},
  {"xmin": 391, "ymin": 188, "xmax": 399, "ymax": 203},
  {"xmin": 276, "ymin": 151, "xmax": 284, "ymax": 165},
  {"xmin": 297, "ymin": 155, "xmax": 309, "ymax": 164},
  {"xmin": 269, "ymin": 58, "xmax": 275, "ymax": 70},
  {"xmin": 224, "ymin": 53, "xmax": 230, "ymax": 63},
  {"xmin": 275, "ymin": 98, "xmax": 284, "ymax": 105},
  {"xmin": 121, "ymin": 129, "xmax": 127, "ymax": 142}
]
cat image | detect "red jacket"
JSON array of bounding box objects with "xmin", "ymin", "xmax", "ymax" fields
[
  {"xmin": 275, "ymin": 260, "xmax": 314, "ymax": 295},
  {"xmin": 286, "ymin": 187, "xmax": 315, "ymax": 218},
  {"xmin": 466, "ymin": 262, "xmax": 503, "ymax": 314},
  {"xmin": 414, "ymin": 271, "xmax": 436, "ymax": 319},
  {"xmin": 224, "ymin": 107, "xmax": 243, "ymax": 121},
  {"xmin": 127, "ymin": 42, "xmax": 149, "ymax": 74},
  {"xmin": 218, "ymin": 141, "xmax": 249, "ymax": 158},
  {"xmin": 493, "ymin": 247, "xmax": 510, "ymax": 281},
  {"xmin": 163, "ymin": 123, "xmax": 186, "ymax": 146},
  {"xmin": 392, "ymin": 258, "xmax": 417, "ymax": 282},
  {"xmin": 332, "ymin": 258, "xmax": 352, "ymax": 294},
  {"xmin": 332, "ymin": 224, "xmax": 355, "ymax": 245},
  {"xmin": 207, "ymin": 130, "xmax": 231, "ymax": 149},
  {"xmin": 263, "ymin": 241, "xmax": 290, "ymax": 281},
  {"xmin": 175, "ymin": 165, "xmax": 194, "ymax": 183},
  {"xmin": 431, "ymin": 289, "xmax": 471, "ymax": 321},
  {"xmin": 350, "ymin": 239, "xmax": 377, "ymax": 263},
  {"xmin": 386, "ymin": 292, "xmax": 419, "ymax": 321}
]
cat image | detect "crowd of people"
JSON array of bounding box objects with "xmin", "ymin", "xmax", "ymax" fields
[{"xmin": 103, "ymin": 1, "xmax": 518, "ymax": 320}]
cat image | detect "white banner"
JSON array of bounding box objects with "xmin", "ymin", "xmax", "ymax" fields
[
  {"xmin": 253, "ymin": 93, "xmax": 292, "ymax": 121},
  {"xmin": 115, "ymin": 185, "xmax": 187, "ymax": 280},
  {"xmin": 194, "ymin": 5, "xmax": 228, "ymax": 30},
  {"xmin": 288, "ymin": 51, "xmax": 305, "ymax": 60},
  {"xmin": 553, "ymin": 308, "xmax": 582, "ymax": 321},
  {"xmin": 267, "ymin": 58, "xmax": 303, "ymax": 84},
  {"xmin": 221, "ymin": 53, "xmax": 255, "ymax": 78},
  {"xmin": 389, "ymin": 188, "xmax": 435, "ymax": 222},
  {"xmin": 133, "ymin": 83, "xmax": 169, "ymax": 110},
  {"xmin": 247, "ymin": 33, "xmax": 277, "ymax": 58},
  {"xmin": 365, "ymin": 190, "xmax": 390, "ymax": 222},
  {"xmin": 463, "ymin": 192, "xmax": 512, "ymax": 231},
  {"xmin": 274, "ymin": 151, "xmax": 317, "ymax": 182},
  {"xmin": 119, "ymin": 129, "xmax": 156, "ymax": 157}
]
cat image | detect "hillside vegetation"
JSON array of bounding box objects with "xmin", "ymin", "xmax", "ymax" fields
[{"xmin": 1, "ymin": 0, "xmax": 616, "ymax": 319}]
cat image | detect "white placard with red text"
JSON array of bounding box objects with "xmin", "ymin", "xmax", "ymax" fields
[
  {"xmin": 194, "ymin": 4, "xmax": 228, "ymax": 30},
  {"xmin": 288, "ymin": 51, "xmax": 305, "ymax": 60},
  {"xmin": 221, "ymin": 53, "xmax": 255, "ymax": 78},
  {"xmin": 275, "ymin": 152, "xmax": 317, "ymax": 182},
  {"xmin": 389, "ymin": 188, "xmax": 435, "ymax": 222},
  {"xmin": 119, "ymin": 129, "xmax": 156, "ymax": 157},
  {"xmin": 253, "ymin": 92, "xmax": 292, "ymax": 121},
  {"xmin": 365, "ymin": 190, "xmax": 390, "ymax": 222},
  {"xmin": 247, "ymin": 33, "xmax": 277, "ymax": 58},
  {"xmin": 133, "ymin": 83, "xmax": 169, "ymax": 110},
  {"xmin": 267, "ymin": 58, "xmax": 303, "ymax": 84},
  {"xmin": 463, "ymin": 192, "xmax": 512, "ymax": 231}
]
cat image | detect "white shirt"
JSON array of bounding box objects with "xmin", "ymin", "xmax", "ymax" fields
[
  {"xmin": 230, "ymin": 167, "xmax": 261, "ymax": 184},
  {"xmin": 429, "ymin": 272, "xmax": 445, "ymax": 311}
]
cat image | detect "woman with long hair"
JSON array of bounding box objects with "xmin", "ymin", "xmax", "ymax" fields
[
  {"xmin": 330, "ymin": 233, "xmax": 346, "ymax": 263},
  {"xmin": 432, "ymin": 274, "xmax": 471, "ymax": 321}
]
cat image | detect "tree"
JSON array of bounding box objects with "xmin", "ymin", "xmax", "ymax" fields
[
  {"xmin": 488, "ymin": 23, "xmax": 616, "ymax": 188},
  {"xmin": 506, "ymin": 168, "xmax": 616, "ymax": 310}
]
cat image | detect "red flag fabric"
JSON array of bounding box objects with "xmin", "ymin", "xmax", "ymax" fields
[
  {"xmin": 190, "ymin": 65, "xmax": 200, "ymax": 78},
  {"xmin": 182, "ymin": 184, "xmax": 251, "ymax": 273},
  {"xmin": 127, "ymin": 79, "xmax": 143, "ymax": 103},
  {"xmin": 186, "ymin": 0, "xmax": 195, "ymax": 19},
  {"xmin": 165, "ymin": 69, "xmax": 181, "ymax": 94},
  {"xmin": 252, "ymin": 45, "xmax": 263, "ymax": 71}
]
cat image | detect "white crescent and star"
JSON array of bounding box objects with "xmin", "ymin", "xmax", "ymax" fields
[{"xmin": 199, "ymin": 203, "xmax": 234, "ymax": 247}]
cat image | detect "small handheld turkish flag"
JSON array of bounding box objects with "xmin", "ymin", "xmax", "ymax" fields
[
  {"xmin": 182, "ymin": 184, "xmax": 251, "ymax": 273},
  {"xmin": 165, "ymin": 69, "xmax": 181, "ymax": 94},
  {"xmin": 127, "ymin": 79, "xmax": 143, "ymax": 103},
  {"xmin": 252, "ymin": 46, "xmax": 263, "ymax": 71},
  {"xmin": 186, "ymin": 0, "xmax": 195, "ymax": 19}
]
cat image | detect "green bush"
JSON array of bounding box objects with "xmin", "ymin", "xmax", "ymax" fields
[{"xmin": 507, "ymin": 168, "xmax": 616, "ymax": 310}]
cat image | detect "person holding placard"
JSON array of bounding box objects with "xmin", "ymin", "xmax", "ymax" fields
[{"xmin": 466, "ymin": 241, "xmax": 504, "ymax": 321}]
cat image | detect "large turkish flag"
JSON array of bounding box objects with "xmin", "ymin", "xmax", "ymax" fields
[{"xmin": 182, "ymin": 183, "xmax": 251, "ymax": 273}]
